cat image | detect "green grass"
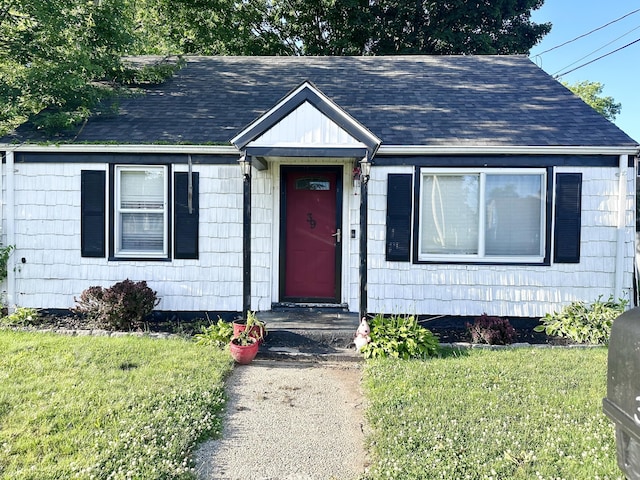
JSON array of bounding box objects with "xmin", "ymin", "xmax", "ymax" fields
[
  {"xmin": 363, "ymin": 348, "xmax": 621, "ymax": 480},
  {"xmin": 0, "ymin": 330, "xmax": 233, "ymax": 480}
]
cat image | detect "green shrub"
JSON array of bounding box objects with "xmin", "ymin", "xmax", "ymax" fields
[
  {"xmin": 466, "ymin": 313, "xmax": 516, "ymax": 345},
  {"xmin": 0, "ymin": 306, "xmax": 40, "ymax": 327},
  {"xmin": 361, "ymin": 313, "xmax": 440, "ymax": 359},
  {"xmin": 0, "ymin": 244, "xmax": 14, "ymax": 282},
  {"xmin": 534, "ymin": 295, "xmax": 628, "ymax": 345},
  {"xmin": 73, "ymin": 279, "xmax": 159, "ymax": 331},
  {"xmin": 194, "ymin": 317, "xmax": 234, "ymax": 348}
]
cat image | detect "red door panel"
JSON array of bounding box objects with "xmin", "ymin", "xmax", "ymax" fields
[{"xmin": 284, "ymin": 170, "xmax": 339, "ymax": 300}]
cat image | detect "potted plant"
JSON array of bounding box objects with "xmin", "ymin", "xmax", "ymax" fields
[
  {"xmin": 193, "ymin": 316, "xmax": 234, "ymax": 347},
  {"xmin": 232, "ymin": 311, "xmax": 267, "ymax": 343},
  {"xmin": 229, "ymin": 312, "xmax": 264, "ymax": 364}
]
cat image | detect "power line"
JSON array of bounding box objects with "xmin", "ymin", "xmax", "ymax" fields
[
  {"xmin": 553, "ymin": 36, "xmax": 640, "ymax": 78},
  {"xmin": 534, "ymin": 8, "xmax": 640, "ymax": 56},
  {"xmin": 551, "ymin": 23, "xmax": 640, "ymax": 76}
]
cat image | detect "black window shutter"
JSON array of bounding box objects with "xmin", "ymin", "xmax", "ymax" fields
[
  {"xmin": 386, "ymin": 174, "xmax": 413, "ymax": 262},
  {"xmin": 81, "ymin": 170, "xmax": 106, "ymax": 258},
  {"xmin": 554, "ymin": 173, "xmax": 582, "ymax": 263},
  {"xmin": 174, "ymin": 172, "xmax": 199, "ymax": 259}
]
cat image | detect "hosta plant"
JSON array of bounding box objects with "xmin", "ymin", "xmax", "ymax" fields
[
  {"xmin": 466, "ymin": 313, "xmax": 516, "ymax": 345},
  {"xmin": 0, "ymin": 306, "xmax": 40, "ymax": 327},
  {"xmin": 534, "ymin": 295, "xmax": 628, "ymax": 345},
  {"xmin": 361, "ymin": 313, "xmax": 440, "ymax": 359}
]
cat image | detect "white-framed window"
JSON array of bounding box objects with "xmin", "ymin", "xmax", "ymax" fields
[
  {"xmin": 114, "ymin": 165, "xmax": 168, "ymax": 258},
  {"xmin": 418, "ymin": 168, "xmax": 546, "ymax": 263}
]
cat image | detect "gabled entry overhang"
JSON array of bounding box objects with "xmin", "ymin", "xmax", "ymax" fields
[{"xmin": 230, "ymin": 81, "xmax": 381, "ymax": 162}]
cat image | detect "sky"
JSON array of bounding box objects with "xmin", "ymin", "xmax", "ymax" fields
[{"xmin": 529, "ymin": 0, "xmax": 640, "ymax": 143}]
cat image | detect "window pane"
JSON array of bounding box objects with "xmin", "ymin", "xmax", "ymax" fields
[
  {"xmin": 121, "ymin": 170, "xmax": 164, "ymax": 209},
  {"xmin": 117, "ymin": 166, "xmax": 166, "ymax": 256},
  {"xmin": 421, "ymin": 175, "xmax": 479, "ymax": 254},
  {"xmin": 121, "ymin": 213, "xmax": 164, "ymax": 251},
  {"xmin": 295, "ymin": 177, "xmax": 330, "ymax": 190},
  {"xmin": 485, "ymin": 175, "xmax": 542, "ymax": 256}
]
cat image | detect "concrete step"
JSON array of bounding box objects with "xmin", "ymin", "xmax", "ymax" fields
[{"xmin": 255, "ymin": 307, "xmax": 362, "ymax": 362}]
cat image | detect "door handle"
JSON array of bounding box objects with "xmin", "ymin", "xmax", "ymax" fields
[{"xmin": 331, "ymin": 228, "xmax": 341, "ymax": 243}]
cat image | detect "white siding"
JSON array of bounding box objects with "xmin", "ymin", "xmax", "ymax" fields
[
  {"xmin": 251, "ymin": 102, "xmax": 365, "ymax": 148},
  {"xmin": 5, "ymin": 157, "xmax": 635, "ymax": 319},
  {"xmin": 251, "ymin": 168, "xmax": 274, "ymax": 311},
  {"xmin": 11, "ymin": 162, "xmax": 243, "ymax": 312},
  {"xmin": 367, "ymin": 164, "xmax": 636, "ymax": 318}
]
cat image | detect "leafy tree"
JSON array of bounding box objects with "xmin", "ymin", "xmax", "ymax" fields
[
  {"xmin": 563, "ymin": 80, "xmax": 622, "ymax": 121},
  {"xmin": 0, "ymin": 0, "xmax": 552, "ymax": 135},
  {"xmin": 0, "ymin": 0, "xmax": 137, "ymax": 135},
  {"xmin": 132, "ymin": 0, "xmax": 550, "ymax": 56},
  {"xmin": 227, "ymin": 0, "xmax": 551, "ymax": 55},
  {"xmin": 128, "ymin": 0, "xmax": 288, "ymax": 55},
  {"xmin": 368, "ymin": 0, "xmax": 550, "ymax": 54},
  {"xmin": 259, "ymin": 0, "xmax": 373, "ymax": 55}
]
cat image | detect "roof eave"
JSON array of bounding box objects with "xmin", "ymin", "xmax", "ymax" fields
[
  {"xmin": 0, "ymin": 144, "xmax": 239, "ymax": 155},
  {"xmin": 2, "ymin": 143, "xmax": 638, "ymax": 157},
  {"xmin": 377, "ymin": 145, "xmax": 640, "ymax": 156}
]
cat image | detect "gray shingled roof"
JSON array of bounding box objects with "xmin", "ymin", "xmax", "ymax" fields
[{"xmin": 5, "ymin": 55, "xmax": 638, "ymax": 147}]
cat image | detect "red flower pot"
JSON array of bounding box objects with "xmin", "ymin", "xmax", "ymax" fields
[
  {"xmin": 229, "ymin": 337, "xmax": 260, "ymax": 364},
  {"xmin": 233, "ymin": 321, "xmax": 266, "ymax": 344}
]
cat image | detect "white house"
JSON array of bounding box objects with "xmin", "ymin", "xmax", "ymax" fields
[{"xmin": 1, "ymin": 55, "xmax": 638, "ymax": 321}]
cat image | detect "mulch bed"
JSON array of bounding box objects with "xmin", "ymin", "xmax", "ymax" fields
[
  {"xmin": 419, "ymin": 316, "xmax": 574, "ymax": 345},
  {"xmin": 22, "ymin": 313, "xmax": 577, "ymax": 346}
]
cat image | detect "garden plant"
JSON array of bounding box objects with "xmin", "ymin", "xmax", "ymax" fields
[
  {"xmin": 72, "ymin": 279, "xmax": 159, "ymax": 330},
  {"xmin": 466, "ymin": 313, "xmax": 516, "ymax": 345},
  {"xmin": 360, "ymin": 313, "xmax": 440, "ymax": 359},
  {"xmin": 534, "ymin": 295, "xmax": 628, "ymax": 344}
]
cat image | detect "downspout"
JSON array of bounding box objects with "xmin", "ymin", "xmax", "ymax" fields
[
  {"xmin": 359, "ymin": 154, "xmax": 370, "ymax": 320},
  {"xmin": 240, "ymin": 154, "xmax": 252, "ymax": 318},
  {"xmin": 615, "ymin": 154, "xmax": 628, "ymax": 301},
  {"xmin": 6, "ymin": 150, "xmax": 15, "ymax": 310}
]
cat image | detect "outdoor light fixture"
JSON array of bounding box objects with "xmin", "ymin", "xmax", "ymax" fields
[
  {"xmin": 239, "ymin": 154, "xmax": 251, "ymax": 178},
  {"xmin": 353, "ymin": 163, "xmax": 361, "ymax": 191},
  {"xmin": 360, "ymin": 155, "xmax": 371, "ymax": 184}
]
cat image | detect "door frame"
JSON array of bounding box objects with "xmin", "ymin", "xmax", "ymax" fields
[{"xmin": 279, "ymin": 165, "xmax": 344, "ymax": 303}]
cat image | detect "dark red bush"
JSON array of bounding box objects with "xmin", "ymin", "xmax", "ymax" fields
[
  {"xmin": 73, "ymin": 279, "xmax": 159, "ymax": 331},
  {"xmin": 466, "ymin": 314, "xmax": 516, "ymax": 345}
]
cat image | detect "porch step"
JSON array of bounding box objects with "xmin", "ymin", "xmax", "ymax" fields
[
  {"xmin": 257, "ymin": 307, "xmax": 361, "ymax": 362},
  {"xmin": 271, "ymin": 302, "xmax": 350, "ymax": 310}
]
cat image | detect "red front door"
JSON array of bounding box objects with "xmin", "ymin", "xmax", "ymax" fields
[{"xmin": 282, "ymin": 167, "xmax": 341, "ymax": 301}]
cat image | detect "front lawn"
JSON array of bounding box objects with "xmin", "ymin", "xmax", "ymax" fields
[
  {"xmin": 0, "ymin": 330, "xmax": 232, "ymax": 480},
  {"xmin": 363, "ymin": 348, "xmax": 621, "ymax": 479}
]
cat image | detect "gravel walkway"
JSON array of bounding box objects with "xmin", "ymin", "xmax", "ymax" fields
[{"xmin": 194, "ymin": 360, "xmax": 367, "ymax": 480}]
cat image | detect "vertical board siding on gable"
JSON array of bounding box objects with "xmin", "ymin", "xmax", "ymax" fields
[
  {"xmin": 367, "ymin": 165, "xmax": 635, "ymax": 318},
  {"xmin": 12, "ymin": 163, "xmax": 244, "ymax": 312}
]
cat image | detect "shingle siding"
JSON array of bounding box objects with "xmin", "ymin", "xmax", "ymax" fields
[
  {"xmin": 12, "ymin": 162, "xmax": 244, "ymax": 312},
  {"xmin": 367, "ymin": 164, "xmax": 635, "ymax": 317}
]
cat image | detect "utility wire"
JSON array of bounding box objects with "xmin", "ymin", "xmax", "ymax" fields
[
  {"xmin": 551, "ymin": 23, "xmax": 640, "ymax": 76},
  {"xmin": 534, "ymin": 8, "xmax": 640, "ymax": 56},
  {"xmin": 553, "ymin": 36, "xmax": 640, "ymax": 77}
]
